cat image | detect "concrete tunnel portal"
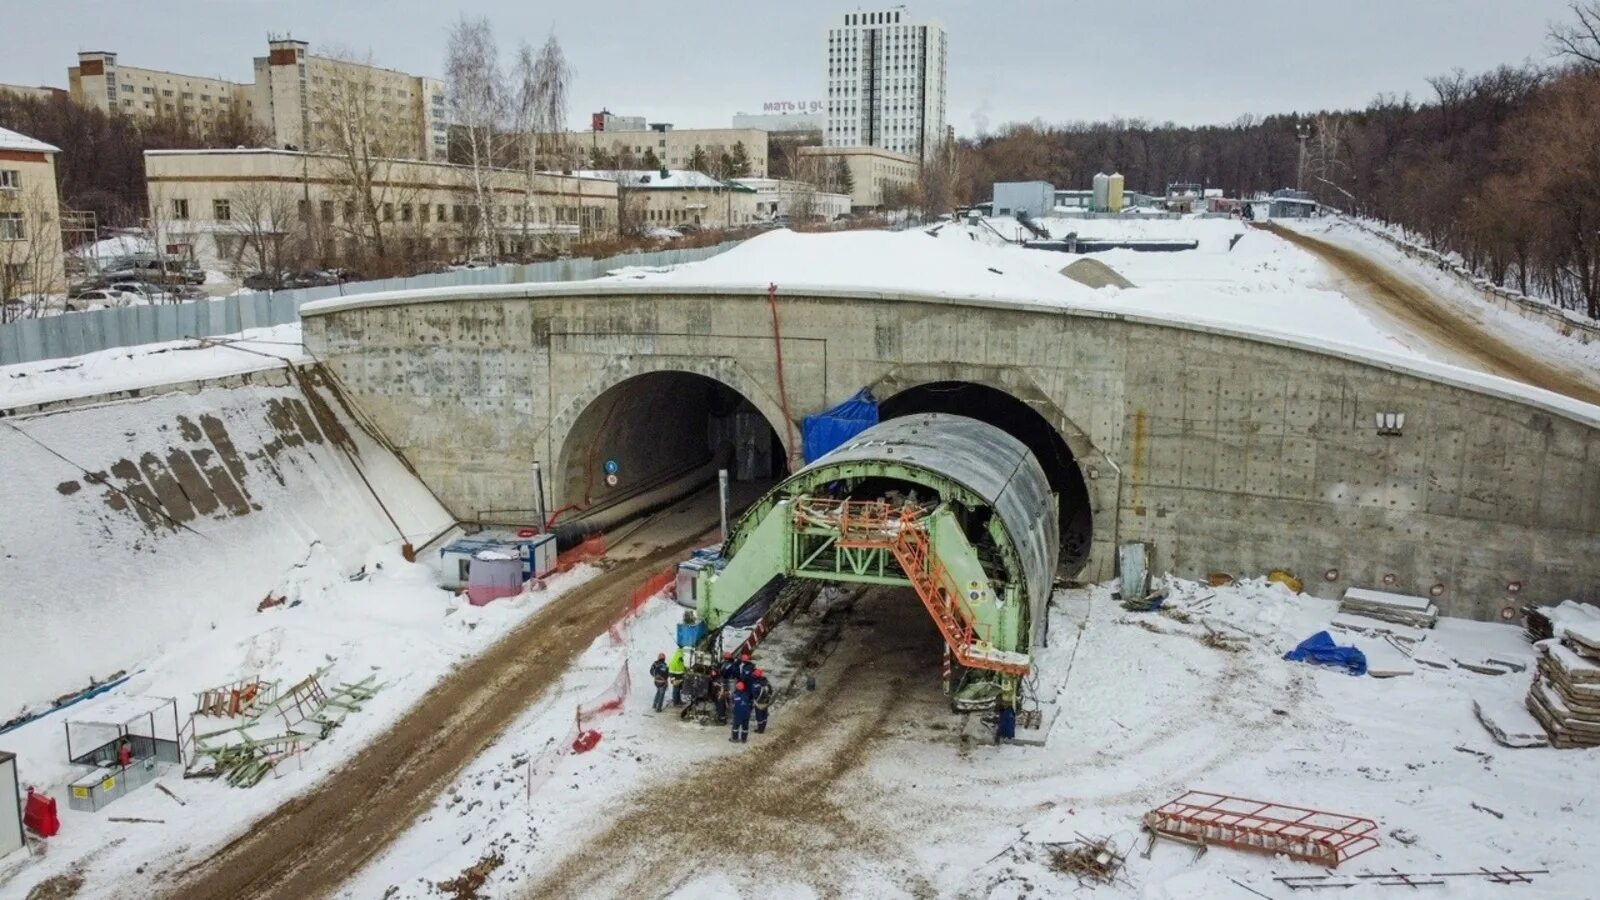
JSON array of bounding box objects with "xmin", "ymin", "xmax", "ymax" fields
[{"xmin": 553, "ymin": 371, "xmax": 784, "ymax": 535}]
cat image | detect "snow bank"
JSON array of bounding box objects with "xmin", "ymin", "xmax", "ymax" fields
[{"xmin": 0, "ymin": 368, "xmax": 451, "ymax": 717}]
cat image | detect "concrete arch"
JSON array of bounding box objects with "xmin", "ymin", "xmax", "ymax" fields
[
  {"xmin": 549, "ymin": 355, "xmax": 793, "ymax": 513},
  {"xmin": 870, "ymin": 364, "xmax": 1107, "ymax": 575}
]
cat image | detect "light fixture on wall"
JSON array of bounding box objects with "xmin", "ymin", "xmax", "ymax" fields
[{"xmin": 1375, "ymin": 412, "xmax": 1405, "ymax": 436}]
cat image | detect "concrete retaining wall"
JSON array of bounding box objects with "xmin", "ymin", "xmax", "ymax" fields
[{"xmin": 303, "ymin": 288, "xmax": 1600, "ymax": 619}]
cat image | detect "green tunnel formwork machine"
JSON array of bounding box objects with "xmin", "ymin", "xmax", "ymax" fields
[{"xmin": 681, "ymin": 413, "xmax": 1061, "ymax": 708}]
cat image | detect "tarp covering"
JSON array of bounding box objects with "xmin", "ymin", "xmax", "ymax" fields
[
  {"xmin": 802, "ymin": 388, "xmax": 878, "ymax": 462},
  {"xmin": 1283, "ymin": 630, "xmax": 1367, "ymax": 676}
]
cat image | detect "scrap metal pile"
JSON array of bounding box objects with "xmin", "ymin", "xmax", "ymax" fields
[{"xmin": 185, "ymin": 669, "xmax": 383, "ymax": 786}]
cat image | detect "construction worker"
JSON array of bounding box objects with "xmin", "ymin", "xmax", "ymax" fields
[
  {"xmin": 751, "ymin": 668, "xmax": 774, "ymax": 734},
  {"xmin": 116, "ymin": 739, "xmax": 132, "ymax": 768},
  {"xmin": 996, "ymin": 693, "xmax": 1017, "ymax": 744},
  {"xmin": 729, "ymin": 681, "xmax": 753, "ymax": 743},
  {"xmin": 649, "ymin": 653, "xmax": 670, "ymax": 712},
  {"xmin": 667, "ymin": 647, "xmax": 688, "ymax": 706},
  {"xmin": 737, "ymin": 652, "xmax": 756, "ymax": 686},
  {"xmin": 715, "ymin": 651, "xmax": 739, "ymax": 725}
]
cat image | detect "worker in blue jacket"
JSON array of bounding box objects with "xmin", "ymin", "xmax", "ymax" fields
[
  {"xmin": 751, "ymin": 669, "xmax": 774, "ymax": 734},
  {"xmin": 737, "ymin": 652, "xmax": 756, "ymax": 685},
  {"xmin": 649, "ymin": 653, "xmax": 670, "ymax": 712},
  {"xmin": 729, "ymin": 681, "xmax": 753, "ymax": 743}
]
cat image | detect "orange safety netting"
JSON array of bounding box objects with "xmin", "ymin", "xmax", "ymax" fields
[
  {"xmin": 525, "ymin": 657, "xmax": 631, "ymax": 801},
  {"xmin": 554, "ymin": 534, "xmax": 607, "ymax": 573},
  {"xmin": 609, "ymin": 566, "xmax": 677, "ymax": 643}
]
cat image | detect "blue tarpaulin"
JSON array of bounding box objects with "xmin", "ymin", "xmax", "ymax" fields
[
  {"xmin": 1283, "ymin": 630, "xmax": 1367, "ymax": 676},
  {"xmin": 802, "ymin": 388, "xmax": 878, "ymax": 462}
]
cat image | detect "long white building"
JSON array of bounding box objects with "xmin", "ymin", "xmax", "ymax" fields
[{"xmin": 823, "ymin": 5, "xmax": 947, "ymax": 163}]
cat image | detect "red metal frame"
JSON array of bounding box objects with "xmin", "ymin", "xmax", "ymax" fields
[{"xmin": 1144, "ymin": 791, "xmax": 1379, "ymax": 868}]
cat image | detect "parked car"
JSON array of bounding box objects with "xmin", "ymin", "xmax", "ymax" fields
[
  {"xmin": 65, "ymin": 288, "xmax": 142, "ymax": 309},
  {"xmin": 107, "ymin": 281, "xmax": 160, "ymax": 303}
]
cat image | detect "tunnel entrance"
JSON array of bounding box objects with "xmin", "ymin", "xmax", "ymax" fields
[
  {"xmin": 556, "ymin": 371, "xmax": 783, "ymax": 529},
  {"xmin": 880, "ymin": 382, "xmax": 1092, "ymax": 574}
]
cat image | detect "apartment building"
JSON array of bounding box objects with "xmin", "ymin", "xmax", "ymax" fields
[
  {"xmin": 797, "ymin": 145, "xmax": 917, "ymax": 208},
  {"xmin": 144, "ymin": 149, "xmax": 617, "ymax": 270},
  {"xmin": 0, "ymin": 83, "xmax": 68, "ymax": 102},
  {"xmin": 824, "ymin": 5, "xmax": 947, "ymax": 163},
  {"xmin": 68, "ymin": 51, "xmax": 255, "ymax": 136},
  {"xmin": 0, "ymin": 127, "xmax": 65, "ymax": 305},
  {"xmin": 251, "ymin": 38, "xmax": 448, "ymax": 161},
  {"xmin": 577, "ymin": 169, "xmax": 758, "ymax": 232},
  {"xmin": 67, "ymin": 39, "xmax": 446, "ymax": 160},
  {"xmin": 573, "ymin": 125, "xmax": 768, "ymax": 177}
]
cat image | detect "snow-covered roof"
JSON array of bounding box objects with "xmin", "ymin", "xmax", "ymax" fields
[
  {"xmin": 574, "ymin": 169, "xmax": 751, "ymax": 191},
  {"xmin": 0, "ymin": 125, "xmax": 59, "ymax": 154}
]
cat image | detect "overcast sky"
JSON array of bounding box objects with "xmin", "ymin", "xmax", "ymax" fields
[{"xmin": 2, "ymin": 0, "xmax": 1576, "ymax": 135}]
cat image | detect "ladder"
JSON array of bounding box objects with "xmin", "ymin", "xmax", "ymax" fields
[{"xmin": 831, "ymin": 502, "xmax": 1030, "ymax": 676}]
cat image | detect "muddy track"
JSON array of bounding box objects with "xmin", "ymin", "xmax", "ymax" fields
[
  {"xmin": 168, "ymin": 531, "xmax": 711, "ymax": 900},
  {"xmin": 526, "ymin": 588, "xmax": 943, "ymax": 899},
  {"xmin": 1261, "ymin": 223, "xmax": 1600, "ymax": 406}
]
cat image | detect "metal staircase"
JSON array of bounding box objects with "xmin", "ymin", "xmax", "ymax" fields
[{"xmin": 822, "ymin": 500, "xmax": 1031, "ymax": 676}]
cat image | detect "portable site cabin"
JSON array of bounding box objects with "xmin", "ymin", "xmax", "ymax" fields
[
  {"xmin": 63, "ymin": 695, "xmax": 181, "ymax": 812},
  {"xmin": 437, "ymin": 531, "xmax": 558, "ymax": 590},
  {"xmin": 0, "ymin": 751, "xmax": 20, "ymax": 857}
]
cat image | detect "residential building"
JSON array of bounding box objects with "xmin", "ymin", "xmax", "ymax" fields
[
  {"xmin": 68, "ymin": 51, "xmax": 255, "ymax": 137},
  {"xmin": 797, "ymin": 145, "xmax": 917, "ymax": 208},
  {"xmin": 571, "ymin": 125, "xmax": 768, "ymax": 177},
  {"xmin": 66, "ymin": 39, "xmax": 447, "ymax": 160},
  {"xmin": 735, "ymin": 178, "xmax": 851, "ymax": 221},
  {"xmin": 0, "ymin": 83, "xmax": 67, "ymax": 102},
  {"xmin": 252, "ymin": 38, "xmax": 448, "ymax": 160},
  {"xmin": 824, "ymin": 5, "xmax": 947, "ymax": 163},
  {"xmin": 0, "ymin": 127, "xmax": 65, "ymax": 305},
  {"xmin": 591, "ymin": 109, "xmax": 647, "ymax": 132},
  {"xmin": 144, "ymin": 149, "xmax": 617, "ymax": 271},
  {"xmin": 577, "ymin": 170, "xmax": 758, "ymax": 232}
]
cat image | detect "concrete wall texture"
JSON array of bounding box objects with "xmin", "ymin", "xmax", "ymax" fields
[{"xmin": 302, "ymin": 286, "xmax": 1600, "ymax": 619}]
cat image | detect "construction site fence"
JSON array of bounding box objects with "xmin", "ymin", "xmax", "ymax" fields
[
  {"xmin": 553, "ymin": 534, "xmax": 607, "ymax": 573},
  {"xmin": 525, "ymin": 656, "xmax": 631, "ymax": 801},
  {"xmin": 609, "ymin": 566, "xmax": 678, "ymax": 644},
  {"xmin": 0, "ymin": 241, "xmax": 743, "ymax": 366}
]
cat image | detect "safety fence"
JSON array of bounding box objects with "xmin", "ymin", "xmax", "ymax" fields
[
  {"xmin": 1, "ymin": 240, "xmax": 743, "ymax": 367},
  {"xmin": 523, "ymin": 656, "xmax": 631, "ymax": 801},
  {"xmin": 552, "ymin": 535, "xmax": 608, "ymax": 574},
  {"xmin": 609, "ymin": 566, "xmax": 678, "ymax": 644}
]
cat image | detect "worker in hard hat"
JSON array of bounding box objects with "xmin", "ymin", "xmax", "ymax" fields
[
  {"xmin": 649, "ymin": 653, "xmax": 670, "ymax": 712},
  {"xmin": 715, "ymin": 651, "xmax": 739, "ymax": 725},
  {"xmin": 667, "ymin": 647, "xmax": 688, "ymax": 706},
  {"xmin": 737, "ymin": 652, "xmax": 756, "ymax": 686},
  {"xmin": 751, "ymin": 668, "xmax": 774, "ymax": 734},
  {"xmin": 729, "ymin": 680, "xmax": 753, "ymax": 743}
]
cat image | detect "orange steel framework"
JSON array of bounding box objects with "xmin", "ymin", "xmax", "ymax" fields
[
  {"xmin": 797, "ymin": 498, "xmax": 1030, "ymax": 677},
  {"xmin": 1143, "ymin": 791, "xmax": 1379, "ymax": 868}
]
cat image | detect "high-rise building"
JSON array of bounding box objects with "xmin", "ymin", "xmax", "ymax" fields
[{"xmin": 823, "ymin": 5, "xmax": 946, "ymax": 163}]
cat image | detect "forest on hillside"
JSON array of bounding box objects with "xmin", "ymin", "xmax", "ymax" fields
[{"xmin": 958, "ymin": 2, "xmax": 1600, "ymax": 320}]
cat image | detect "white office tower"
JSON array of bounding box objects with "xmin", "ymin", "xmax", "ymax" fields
[{"xmin": 824, "ymin": 6, "xmax": 948, "ymax": 163}]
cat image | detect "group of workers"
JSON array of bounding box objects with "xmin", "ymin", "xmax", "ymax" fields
[{"xmin": 649, "ymin": 648, "xmax": 775, "ymax": 742}]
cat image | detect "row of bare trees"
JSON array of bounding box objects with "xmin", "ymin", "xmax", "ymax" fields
[{"xmin": 956, "ymin": 2, "xmax": 1600, "ymax": 320}]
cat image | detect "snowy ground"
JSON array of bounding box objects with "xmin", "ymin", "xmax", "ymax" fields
[
  {"xmin": 334, "ymin": 577, "xmax": 1600, "ymax": 900},
  {"xmin": 0, "ymin": 546, "xmax": 602, "ymax": 898},
  {"xmin": 1, "ymin": 324, "xmax": 305, "ymax": 410}
]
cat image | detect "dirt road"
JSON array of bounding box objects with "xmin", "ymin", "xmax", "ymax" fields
[
  {"xmin": 1261, "ymin": 223, "xmax": 1600, "ymax": 406},
  {"xmin": 525, "ymin": 587, "xmax": 955, "ymax": 899},
  {"xmin": 169, "ymin": 527, "xmax": 713, "ymax": 900}
]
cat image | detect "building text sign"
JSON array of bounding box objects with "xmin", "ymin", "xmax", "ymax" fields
[{"xmin": 762, "ymin": 100, "xmax": 824, "ymax": 115}]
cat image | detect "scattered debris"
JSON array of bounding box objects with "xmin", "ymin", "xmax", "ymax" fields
[
  {"xmin": 1388, "ymin": 827, "xmax": 1419, "ymax": 846},
  {"xmin": 1044, "ymin": 833, "xmax": 1127, "ymax": 885},
  {"xmin": 1469, "ymin": 801, "xmax": 1505, "ymax": 819},
  {"xmin": 1472, "ymin": 695, "xmax": 1548, "ymax": 748},
  {"xmin": 1266, "ymin": 569, "xmax": 1304, "ymax": 593},
  {"xmin": 194, "ymin": 676, "xmax": 276, "ymax": 719},
  {"xmin": 257, "ymin": 593, "xmax": 287, "ymax": 612},
  {"xmin": 1275, "ymin": 868, "xmax": 1547, "ymax": 890},
  {"xmin": 155, "ymin": 783, "xmax": 187, "ymax": 806},
  {"xmin": 107, "ymin": 816, "xmax": 165, "ymax": 824},
  {"xmin": 185, "ymin": 669, "xmax": 384, "ymax": 786},
  {"xmin": 1143, "ymin": 791, "xmax": 1379, "ymax": 867},
  {"xmin": 1284, "ymin": 631, "xmax": 1367, "ymax": 676},
  {"xmin": 435, "ymin": 850, "xmax": 505, "ymax": 900},
  {"xmin": 1339, "ymin": 587, "xmax": 1438, "ymax": 629}
]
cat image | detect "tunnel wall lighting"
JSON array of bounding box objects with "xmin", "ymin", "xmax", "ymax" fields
[{"xmin": 1375, "ymin": 412, "xmax": 1405, "ymax": 436}]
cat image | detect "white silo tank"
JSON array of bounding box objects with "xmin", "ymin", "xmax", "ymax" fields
[
  {"xmin": 1092, "ymin": 172, "xmax": 1110, "ymax": 211},
  {"xmin": 1108, "ymin": 172, "xmax": 1126, "ymax": 212}
]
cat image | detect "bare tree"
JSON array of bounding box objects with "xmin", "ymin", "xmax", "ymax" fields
[
  {"xmin": 310, "ymin": 46, "xmax": 414, "ymax": 266},
  {"xmin": 0, "ymin": 179, "xmax": 64, "ymax": 318},
  {"xmin": 511, "ymin": 32, "xmax": 573, "ymax": 254},
  {"xmin": 447, "ymin": 16, "xmax": 509, "ymax": 262},
  {"xmin": 917, "ymin": 135, "xmax": 961, "ymax": 219},
  {"xmin": 1550, "ymin": 1, "xmax": 1600, "ymax": 67},
  {"xmin": 222, "ymin": 181, "xmax": 302, "ymax": 282}
]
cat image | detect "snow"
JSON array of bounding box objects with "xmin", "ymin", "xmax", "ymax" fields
[
  {"xmin": 573, "ymin": 169, "xmax": 741, "ymax": 190},
  {"xmin": 70, "ymin": 233, "xmax": 155, "ymax": 262},
  {"xmin": 0, "ymin": 324, "xmax": 304, "ymax": 411},
  {"xmin": 0, "ymin": 126, "xmax": 58, "ymax": 155},
  {"xmin": 330, "ymin": 576, "xmax": 1600, "ymax": 899}
]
